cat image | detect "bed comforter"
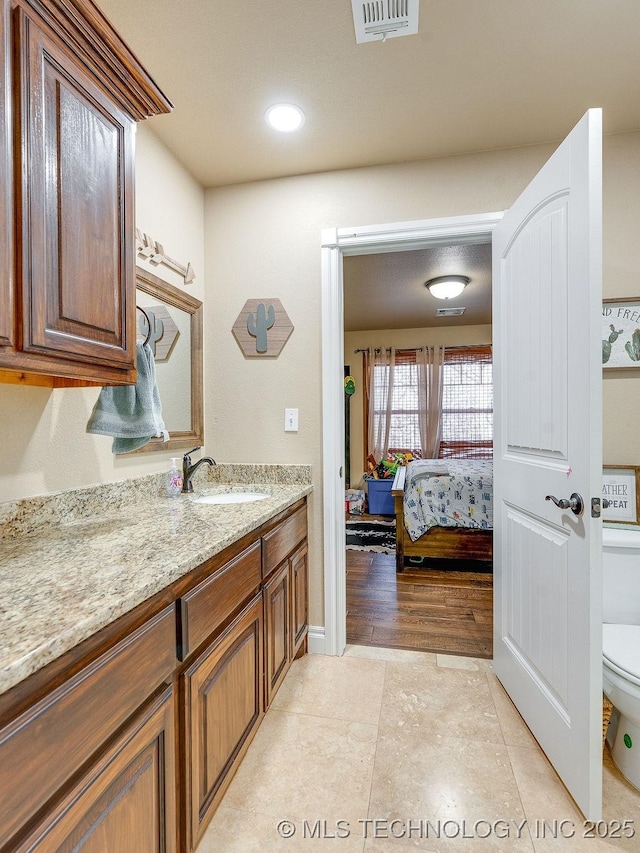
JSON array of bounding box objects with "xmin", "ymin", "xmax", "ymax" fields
[{"xmin": 404, "ymin": 459, "xmax": 493, "ymax": 541}]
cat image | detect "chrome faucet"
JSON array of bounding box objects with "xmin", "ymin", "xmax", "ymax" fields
[{"xmin": 182, "ymin": 447, "xmax": 216, "ymax": 493}]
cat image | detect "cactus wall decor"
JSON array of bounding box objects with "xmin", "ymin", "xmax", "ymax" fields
[
  {"xmin": 232, "ymin": 298, "xmax": 294, "ymax": 357},
  {"xmin": 602, "ymin": 298, "xmax": 640, "ymax": 368},
  {"xmin": 247, "ymin": 303, "xmax": 276, "ymax": 353},
  {"xmin": 136, "ymin": 303, "xmax": 180, "ymax": 361},
  {"xmin": 625, "ymin": 329, "xmax": 640, "ymax": 362},
  {"xmin": 602, "ymin": 324, "xmax": 623, "ymax": 364}
]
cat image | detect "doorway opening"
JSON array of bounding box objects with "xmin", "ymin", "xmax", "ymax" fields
[
  {"xmin": 320, "ymin": 211, "xmax": 504, "ymax": 657},
  {"xmin": 343, "ymin": 242, "xmax": 494, "ymax": 657}
]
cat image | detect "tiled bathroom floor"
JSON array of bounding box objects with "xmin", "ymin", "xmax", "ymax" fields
[{"xmin": 196, "ymin": 647, "xmax": 640, "ymax": 852}]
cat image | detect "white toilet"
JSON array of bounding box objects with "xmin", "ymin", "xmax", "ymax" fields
[{"xmin": 602, "ymin": 526, "xmax": 640, "ymax": 790}]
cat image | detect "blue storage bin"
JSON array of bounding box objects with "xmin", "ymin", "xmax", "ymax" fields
[{"xmin": 366, "ymin": 478, "xmax": 394, "ymax": 515}]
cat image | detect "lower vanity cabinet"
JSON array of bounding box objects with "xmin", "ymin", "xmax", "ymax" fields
[
  {"xmin": 290, "ymin": 542, "xmax": 309, "ymax": 659},
  {"xmin": 180, "ymin": 502, "xmax": 308, "ymax": 848},
  {"xmin": 0, "ymin": 605, "xmax": 178, "ymax": 852},
  {"xmin": 262, "ymin": 511, "xmax": 309, "ymax": 708},
  {"xmin": 182, "ymin": 592, "xmax": 264, "ymax": 851},
  {"xmin": 263, "ymin": 559, "xmax": 291, "ymax": 706},
  {"xmin": 15, "ymin": 685, "xmax": 177, "ymax": 853},
  {"xmin": 0, "ymin": 499, "xmax": 308, "ymax": 853}
]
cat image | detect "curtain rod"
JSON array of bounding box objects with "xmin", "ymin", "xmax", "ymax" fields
[
  {"xmin": 354, "ymin": 344, "xmax": 492, "ymax": 354},
  {"xmin": 353, "ymin": 347, "xmax": 422, "ymax": 354}
]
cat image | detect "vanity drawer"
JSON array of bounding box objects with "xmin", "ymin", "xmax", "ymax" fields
[
  {"xmin": 179, "ymin": 540, "xmax": 262, "ymax": 659},
  {"xmin": 0, "ymin": 605, "xmax": 176, "ymax": 850},
  {"xmin": 262, "ymin": 505, "xmax": 307, "ymax": 578}
]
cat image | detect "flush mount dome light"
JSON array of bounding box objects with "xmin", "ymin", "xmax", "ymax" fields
[
  {"xmin": 265, "ymin": 103, "xmax": 305, "ymax": 132},
  {"xmin": 425, "ymin": 275, "xmax": 470, "ymax": 300}
]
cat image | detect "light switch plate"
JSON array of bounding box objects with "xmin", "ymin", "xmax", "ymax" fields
[{"xmin": 285, "ymin": 408, "xmax": 299, "ymax": 432}]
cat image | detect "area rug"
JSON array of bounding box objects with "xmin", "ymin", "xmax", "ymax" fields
[{"xmin": 346, "ymin": 518, "xmax": 396, "ymax": 553}]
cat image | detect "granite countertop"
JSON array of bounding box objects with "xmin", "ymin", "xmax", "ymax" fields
[{"xmin": 0, "ymin": 465, "xmax": 312, "ymax": 697}]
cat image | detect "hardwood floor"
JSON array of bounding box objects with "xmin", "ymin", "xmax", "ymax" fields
[{"xmin": 346, "ymin": 549, "xmax": 493, "ymax": 659}]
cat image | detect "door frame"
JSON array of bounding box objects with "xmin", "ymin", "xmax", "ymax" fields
[{"xmin": 320, "ymin": 211, "xmax": 504, "ymax": 656}]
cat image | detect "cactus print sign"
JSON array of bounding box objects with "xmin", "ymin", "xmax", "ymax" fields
[{"xmin": 603, "ymin": 299, "xmax": 640, "ymax": 368}]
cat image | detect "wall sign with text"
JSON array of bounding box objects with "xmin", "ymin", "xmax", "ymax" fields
[
  {"xmin": 602, "ymin": 466, "xmax": 640, "ymax": 524},
  {"xmin": 602, "ymin": 298, "xmax": 640, "ymax": 368}
]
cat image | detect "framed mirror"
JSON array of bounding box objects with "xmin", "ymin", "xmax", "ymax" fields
[{"xmin": 130, "ymin": 266, "xmax": 203, "ymax": 453}]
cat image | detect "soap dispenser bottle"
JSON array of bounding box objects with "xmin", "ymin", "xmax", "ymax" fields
[{"xmin": 167, "ymin": 458, "xmax": 183, "ymax": 498}]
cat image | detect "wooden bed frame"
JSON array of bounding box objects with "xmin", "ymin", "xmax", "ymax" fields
[{"xmin": 392, "ymin": 466, "xmax": 493, "ymax": 573}]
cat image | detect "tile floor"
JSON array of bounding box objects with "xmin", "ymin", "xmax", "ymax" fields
[{"xmin": 196, "ymin": 647, "xmax": 640, "ymax": 852}]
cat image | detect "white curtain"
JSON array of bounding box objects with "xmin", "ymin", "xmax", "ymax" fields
[
  {"xmin": 365, "ymin": 346, "xmax": 395, "ymax": 462},
  {"xmin": 417, "ymin": 345, "xmax": 445, "ymax": 459}
]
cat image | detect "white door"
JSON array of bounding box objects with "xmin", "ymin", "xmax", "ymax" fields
[{"xmin": 492, "ymin": 109, "xmax": 603, "ymax": 819}]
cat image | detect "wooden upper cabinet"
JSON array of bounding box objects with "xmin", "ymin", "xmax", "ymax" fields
[
  {"xmin": 15, "ymin": 7, "xmax": 134, "ymax": 369},
  {"xmin": 0, "ymin": 0, "xmax": 172, "ymax": 386},
  {"xmin": 0, "ymin": 0, "xmax": 12, "ymax": 350}
]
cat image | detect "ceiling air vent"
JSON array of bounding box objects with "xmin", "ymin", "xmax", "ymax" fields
[
  {"xmin": 436, "ymin": 307, "xmax": 466, "ymax": 317},
  {"xmin": 351, "ymin": 0, "xmax": 419, "ymax": 44}
]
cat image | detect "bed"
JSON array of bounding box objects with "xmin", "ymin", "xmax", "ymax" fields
[{"xmin": 392, "ymin": 459, "xmax": 493, "ymax": 572}]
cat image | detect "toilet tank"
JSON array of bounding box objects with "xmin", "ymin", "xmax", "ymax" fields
[{"xmin": 603, "ymin": 526, "xmax": 640, "ymax": 625}]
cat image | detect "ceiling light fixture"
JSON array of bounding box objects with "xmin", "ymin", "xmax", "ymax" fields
[
  {"xmin": 265, "ymin": 103, "xmax": 305, "ymax": 133},
  {"xmin": 425, "ymin": 275, "xmax": 470, "ymax": 300}
]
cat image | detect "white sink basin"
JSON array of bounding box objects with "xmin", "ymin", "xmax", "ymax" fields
[{"xmin": 193, "ymin": 492, "xmax": 269, "ymax": 505}]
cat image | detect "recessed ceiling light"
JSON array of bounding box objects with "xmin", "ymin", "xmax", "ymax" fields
[{"xmin": 265, "ymin": 103, "xmax": 305, "ymax": 133}]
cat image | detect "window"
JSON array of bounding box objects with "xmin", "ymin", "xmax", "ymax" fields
[
  {"xmin": 440, "ymin": 346, "xmax": 493, "ymax": 458},
  {"xmin": 366, "ymin": 345, "xmax": 492, "ymax": 460},
  {"xmin": 372, "ymin": 352, "xmax": 421, "ymax": 454}
]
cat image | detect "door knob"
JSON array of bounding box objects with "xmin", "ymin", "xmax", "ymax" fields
[{"xmin": 545, "ymin": 493, "xmax": 584, "ymax": 517}]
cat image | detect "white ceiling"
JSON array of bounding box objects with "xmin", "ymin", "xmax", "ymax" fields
[
  {"xmin": 96, "ymin": 0, "xmax": 640, "ymax": 188},
  {"xmin": 94, "ymin": 0, "xmax": 639, "ymax": 331},
  {"xmin": 343, "ymin": 243, "xmax": 492, "ymax": 331}
]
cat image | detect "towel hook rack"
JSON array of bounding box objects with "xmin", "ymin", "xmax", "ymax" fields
[{"xmin": 136, "ymin": 305, "xmax": 152, "ymax": 346}]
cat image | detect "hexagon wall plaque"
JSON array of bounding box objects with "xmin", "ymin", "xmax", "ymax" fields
[
  {"xmin": 136, "ymin": 304, "xmax": 180, "ymax": 361},
  {"xmin": 232, "ymin": 299, "xmax": 294, "ymax": 358}
]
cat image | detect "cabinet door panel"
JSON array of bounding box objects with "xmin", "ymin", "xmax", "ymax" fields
[
  {"xmin": 0, "ymin": 0, "xmax": 12, "ymax": 349},
  {"xmin": 184, "ymin": 593, "xmax": 263, "ymax": 850},
  {"xmin": 264, "ymin": 560, "xmax": 290, "ymax": 706},
  {"xmin": 290, "ymin": 543, "xmax": 309, "ymax": 656},
  {"xmin": 15, "ymin": 8, "xmax": 135, "ymax": 368},
  {"xmin": 16, "ymin": 686, "xmax": 176, "ymax": 853},
  {"xmin": 55, "ymin": 85, "xmax": 120, "ymax": 332}
]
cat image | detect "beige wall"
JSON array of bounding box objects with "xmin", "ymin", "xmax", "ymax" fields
[
  {"xmin": 602, "ymin": 132, "xmax": 640, "ymax": 464},
  {"xmin": 205, "ymin": 130, "xmax": 640, "ymax": 629},
  {"xmin": 0, "ymin": 123, "xmax": 205, "ymax": 503},
  {"xmin": 344, "ymin": 325, "xmax": 493, "ymax": 488},
  {"xmin": 2, "ymin": 125, "xmax": 638, "ymax": 629}
]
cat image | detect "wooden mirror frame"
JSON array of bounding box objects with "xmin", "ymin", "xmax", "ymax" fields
[{"xmin": 131, "ymin": 266, "xmax": 203, "ymax": 453}]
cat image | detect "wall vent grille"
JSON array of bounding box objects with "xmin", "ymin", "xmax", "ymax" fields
[
  {"xmin": 352, "ymin": 0, "xmax": 419, "ymax": 44},
  {"xmin": 436, "ymin": 307, "xmax": 466, "ymax": 317}
]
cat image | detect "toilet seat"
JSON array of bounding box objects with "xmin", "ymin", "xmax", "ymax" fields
[{"xmin": 603, "ymin": 624, "xmax": 640, "ymax": 686}]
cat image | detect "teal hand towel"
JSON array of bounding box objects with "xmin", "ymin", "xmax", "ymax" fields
[{"xmin": 86, "ymin": 342, "xmax": 169, "ymax": 453}]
